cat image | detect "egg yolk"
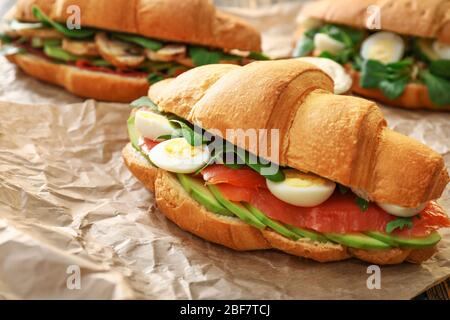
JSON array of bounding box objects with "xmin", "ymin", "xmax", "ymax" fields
[
  {"xmin": 367, "ymin": 39, "xmax": 395, "ymax": 63},
  {"xmin": 164, "ymin": 139, "xmax": 201, "ymax": 159},
  {"xmin": 283, "ymin": 170, "xmax": 328, "ymax": 187}
]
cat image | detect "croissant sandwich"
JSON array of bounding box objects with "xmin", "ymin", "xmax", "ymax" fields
[
  {"xmin": 123, "ymin": 59, "xmax": 450, "ymax": 265},
  {"xmin": 294, "ymin": 0, "xmax": 450, "ymax": 110},
  {"xmin": 0, "ymin": 0, "xmax": 265, "ymax": 102}
]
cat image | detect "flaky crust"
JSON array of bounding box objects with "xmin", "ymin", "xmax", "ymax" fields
[
  {"xmin": 13, "ymin": 0, "xmax": 261, "ymax": 51},
  {"xmin": 122, "ymin": 143, "xmax": 439, "ymax": 264},
  {"xmin": 349, "ymin": 69, "xmax": 450, "ymax": 111},
  {"xmin": 300, "ymin": 0, "xmax": 450, "ymax": 44},
  {"xmin": 7, "ymin": 53, "xmax": 149, "ymax": 102},
  {"xmin": 147, "ymin": 60, "xmax": 449, "ymax": 207}
]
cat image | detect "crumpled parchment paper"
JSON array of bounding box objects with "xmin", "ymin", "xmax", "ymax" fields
[{"xmin": 0, "ymin": 1, "xmax": 449, "ymax": 300}]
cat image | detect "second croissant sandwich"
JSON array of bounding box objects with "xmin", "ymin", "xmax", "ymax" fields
[
  {"xmin": 123, "ymin": 59, "xmax": 450, "ymax": 265},
  {"xmin": 294, "ymin": 0, "xmax": 450, "ymax": 110},
  {"xmin": 0, "ymin": 0, "xmax": 265, "ymax": 102}
]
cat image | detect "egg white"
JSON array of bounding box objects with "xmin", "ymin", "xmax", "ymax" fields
[
  {"xmin": 360, "ymin": 31, "xmax": 405, "ymax": 64},
  {"xmin": 377, "ymin": 202, "xmax": 426, "ymax": 218},
  {"xmin": 148, "ymin": 138, "xmax": 210, "ymax": 174},
  {"xmin": 135, "ymin": 109, "xmax": 175, "ymax": 141},
  {"xmin": 296, "ymin": 57, "xmax": 352, "ymax": 94},
  {"xmin": 314, "ymin": 33, "xmax": 345, "ymax": 55},
  {"xmin": 266, "ymin": 170, "xmax": 336, "ymax": 207},
  {"xmin": 432, "ymin": 40, "xmax": 450, "ymax": 60}
]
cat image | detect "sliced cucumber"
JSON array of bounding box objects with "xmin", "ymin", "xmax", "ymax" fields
[
  {"xmin": 208, "ymin": 185, "xmax": 265, "ymax": 229},
  {"xmin": 176, "ymin": 174, "xmax": 233, "ymax": 217},
  {"xmin": 366, "ymin": 231, "xmax": 441, "ymax": 249},
  {"xmin": 244, "ymin": 204, "xmax": 300, "ymax": 241},
  {"xmin": 325, "ymin": 233, "xmax": 391, "ymax": 250},
  {"xmin": 286, "ymin": 225, "xmax": 329, "ymax": 243}
]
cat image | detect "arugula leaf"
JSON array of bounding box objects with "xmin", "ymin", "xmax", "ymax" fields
[
  {"xmin": 379, "ymin": 77, "xmax": 408, "ymax": 100},
  {"xmin": 235, "ymin": 148, "xmax": 285, "ymax": 182},
  {"xmin": 429, "ymin": 60, "xmax": 450, "ymax": 80},
  {"xmin": 170, "ymin": 120, "xmax": 205, "ymax": 146},
  {"xmin": 355, "ymin": 197, "xmax": 369, "ymax": 212},
  {"xmin": 248, "ymin": 51, "xmax": 270, "ymax": 61},
  {"xmin": 385, "ymin": 217, "xmax": 413, "ymax": 234},
  {"xmin": 32, "ymin": 6, "xmax": 94, "ymax": 39},
  {"xmin": 420, "ymin": 70, "xmax": 450, "ymax": 106},
  {"xmin": 147, "ymin": 73, "xmax": 164, "ymax": 84},
  {"xmin": 293, "ymin": 37, "xmax": 314, "ymax": 57},
  {"xmin": 112, "ymin": 33, "xmax": 163, "ymax": 51},
  {"xmin": 130, "ymin": 96, "xmax": 159, "ymax": 111},
  {"xmin": 337, "ymin": 184, "xmax": 349, "ymax": 194}
]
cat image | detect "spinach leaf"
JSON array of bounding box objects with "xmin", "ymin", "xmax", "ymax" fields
[
  {"xmin": 385, "ymin": 217, "xmax": 413, "ymax": 234},
  {"xmin": 112, "ymin": 33, "xmax": 163, "ymax": 51},
  {"xmin": 420, "ymin": 70, "xmax": 450, "ymax": 106},
  {"xmin": 188, "ymin": 46, "xmax": 223, "ymax": 66},
  {"xmin": 293, "ymin": 37, "xmax": 314, "ymax": 57},
  {"xmin": 32, "ymin": 6, "xmax": 94, "ymax": 39},
  {"xmin": 188, "ymin": 46, "xmax": 240, "ymax": 66},
  {"xmin": 429, "ymin": 60, "xmax": 450, "ymax": 79}
]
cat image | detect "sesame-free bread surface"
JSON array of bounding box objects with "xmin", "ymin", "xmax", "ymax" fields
[{"xmin": 13, "ymin": 0, "xmax": 261, "ymax": 51}]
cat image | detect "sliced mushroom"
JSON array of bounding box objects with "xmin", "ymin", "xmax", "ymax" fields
[
  {"xmin": 62, "ymin": 38, "xmax": 99, "ymax": 56},
  {"xmin": 175, "ymin": 57, "xmax": 195, "ymax": 68},
  {"xmin": 95, "ymin": 32, "xmax": 145, "ymax": 68},
  {"xmin": 228, "ymin": 49, "xmax": 250, "ymax": 58},
  {"xmin": 145, "ymin": 44, "xmax": 187, "ymax": 62},
  {"xmin": 5, "ymin": 27, "xmax": 64, "ymax": 39}
]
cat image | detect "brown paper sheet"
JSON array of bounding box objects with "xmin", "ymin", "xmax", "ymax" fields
[{"xmin": 0, "ymin": 1, "xmax": 449, "ymax": 299}]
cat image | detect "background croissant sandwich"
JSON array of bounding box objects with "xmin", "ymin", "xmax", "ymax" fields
[
  {"xmin": 294, "ymin": 0, "xmax": 450, "ymax": 111},
  {"xmin": 0, "ymin": 0, "xmax": 265, "ymax": 102},
  {"xmin": 123, "ymin": 59, "xmax": 450, "ymax": 265}
]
